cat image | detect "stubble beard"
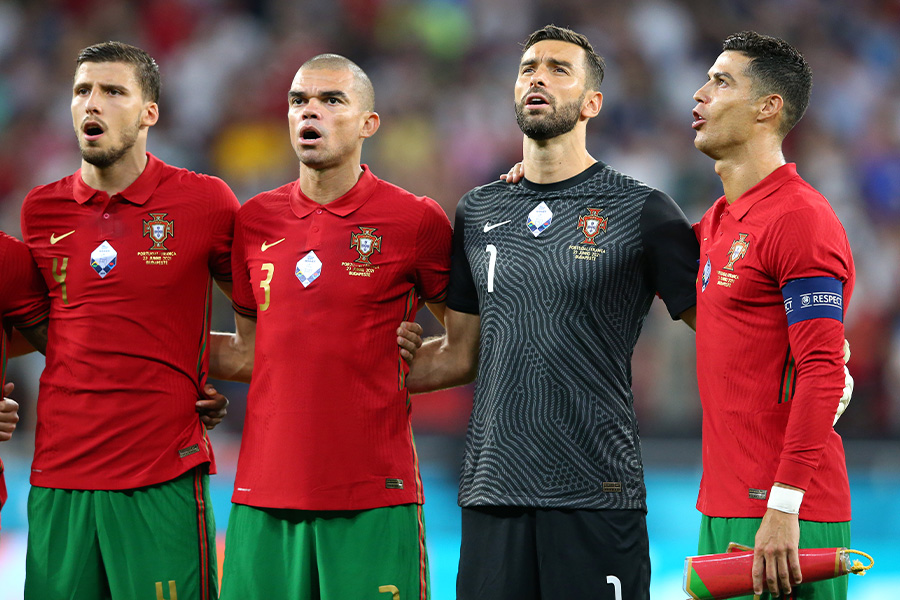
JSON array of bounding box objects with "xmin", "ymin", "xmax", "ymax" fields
[
  {"xmin": 80, "ymin": 119, "xmax": 141, "ymax": 169},
  {"xmin": 515, "ymin": 91, "xmax": 584, "ymax": 141}
]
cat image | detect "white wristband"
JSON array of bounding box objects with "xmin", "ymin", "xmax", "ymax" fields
[{"xmin": 767, "ymin": 486, "xmax": 804, "ymax": 515}]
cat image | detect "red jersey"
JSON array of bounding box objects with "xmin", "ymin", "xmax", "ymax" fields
[
  {"xmin": 0, "ymin": 232, "xmax": 50, "ymax": 524},
  {"xmin": 21, "ymin": 153, "xmax": 239, "ymax": 490},
  {"xmin": 231, "ymin": 165, "xmax": 451, "ymax": 510},
  {"xmin": 694, "ymin": 164, "xmax": 854, "ymax": 522}
]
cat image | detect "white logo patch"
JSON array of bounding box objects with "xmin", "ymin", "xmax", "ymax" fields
[
  {"xmin": 296, "ymin": 251, "xmax": 322, "ymax": 288},
  {"xmin": 90, "ymin": 241, "xmax": 118, "ymax": 278},
  {"xmin": 527, "ymin": 202, "xmax": 553, "ymax": 237}
]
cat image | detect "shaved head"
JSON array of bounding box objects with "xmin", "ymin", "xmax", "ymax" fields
[{"xmin": 299, "ymin": 54, "xmax": 374, "ymax": 112}]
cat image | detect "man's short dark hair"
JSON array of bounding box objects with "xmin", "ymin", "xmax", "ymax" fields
[
  {"xmin": 523, "ymin": 25, "xmax": 605, "ymax": 91},
  {"xmin": 300, "ymin": 54, "xmax": 375, "ymax": 112},
  {"xmin": 723, "ymin": 31, "xmax": 812, "ymax": 137},
  {"xmin": 76, "ymin": 41, "xmax": 161, "ymax": 104}
]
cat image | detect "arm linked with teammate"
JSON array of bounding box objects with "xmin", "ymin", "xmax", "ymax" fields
[{"xmin": 403, "ymin": 307, "xmax": 481, "ymax": 393}]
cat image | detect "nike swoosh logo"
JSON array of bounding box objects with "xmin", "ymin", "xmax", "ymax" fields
[
  {"xmin": 50, "ymin": 230, "xmax": 75, "ymax": 244},
  {"xmin": 483, "ymin": 220, "xmax": 511, "ymax": 233},
  {"xmin": 261, "ymin": 238, "xmax": 286, "ymax": 252}
]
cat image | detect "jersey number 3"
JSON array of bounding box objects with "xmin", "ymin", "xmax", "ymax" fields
[{"xmin": 259, "ymin": 263, "xmax": 274, "ymax": 311}]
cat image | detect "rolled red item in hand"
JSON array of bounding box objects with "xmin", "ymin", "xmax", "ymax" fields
[{"xmin": 683, "ymin": 546, "xmax": 852, "ymax": 600}]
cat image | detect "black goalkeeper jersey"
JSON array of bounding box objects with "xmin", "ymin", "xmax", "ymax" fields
[{"xmin": 447, "ymin": 162, "xmax": 698, "ymax": 510}]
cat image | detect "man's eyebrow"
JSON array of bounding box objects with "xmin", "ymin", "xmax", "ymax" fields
[
  {"xmin": 519, "ymin": 58, "xmax": 575, "ymax": 69},
  {"xmin": 289, "ymin": 90, "xmax": 350, "ymax": 100},
  {"xmin": 710, "ymin": 71, "xmax": 736, "ymax": 82},
  {"xmin": 73, "ymin": 81, "xmax": 129, "ymax": 93}
]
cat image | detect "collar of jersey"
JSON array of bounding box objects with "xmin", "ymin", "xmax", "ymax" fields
[
  {"xmin": 72, "ymin": 152, "xmax": 163, "ymax": 206},
  {"xmin": 289, "ymin": 164, "xmax": 377, "ymax": 219},
  {"xmin": 726, "ymin": 162, "xmax": 799, "ymax": 221},
  {"xmin": 520, "ymin": 161, "xmax": 605, "ymax": 192}
]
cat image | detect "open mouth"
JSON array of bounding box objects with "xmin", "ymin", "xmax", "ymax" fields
[
  {"xmin": 691, "ymin": 109, "xmax": 706, "ymax": 129},
  {"xmin": 525, "ymin": 93, "xmax": 549, "ymax": 107},
  {"xmin": 82, "ymin": 121, "xmax": 105, "ymax": 140},
  {"xmin": 299, "ymin": 125, "xmax": 322, "ymax": 143}
]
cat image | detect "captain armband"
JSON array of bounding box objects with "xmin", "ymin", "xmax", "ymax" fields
[
  {"xmin": 767, "ymin": 486, "xmax": 804, "ymax": 515},
  {"xmin": 782, "ymin": 277, "xmax": 844, "ymax": 326}
]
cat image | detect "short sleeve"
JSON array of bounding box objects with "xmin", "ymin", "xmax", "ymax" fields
[
  {"xmin": 230, "ymin": 210, "xmax": 257, "ymax": 319},
  {"xmin": 640, "ymin": 190, "xmax": 699, "ymax": 319},
  {"xmin": 206, "ymin": 177, "xmax": 240, "ymax": 281},
  {"xmin": 414, "ymin": 198, "xmax": 452, "ymax": 303},
  {"xmin": 0, "ymin": 233, "xmax": 50, "ymax": 328},
  {"xmin": 446, "ymin": 194, "xmax": 479, "ymax": 315}
]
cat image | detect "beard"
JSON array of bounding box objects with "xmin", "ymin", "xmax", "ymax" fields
[
  {"xmin": 79, "ymin": 120, "xmax": 141, "ymax": 169},
  {"xmin": 515, "ymin": 90, "xmax": 584, "ymax": 140}
]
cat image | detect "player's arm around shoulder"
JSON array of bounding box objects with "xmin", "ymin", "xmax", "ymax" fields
[{"xmin": 403, "ymin": 307, "xmax": 480, "ymax": 393}]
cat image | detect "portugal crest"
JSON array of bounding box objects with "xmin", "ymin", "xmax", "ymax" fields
[
  {"xmin": 350, "ymin": 226, "xmax": 382, "ymax": 264},
  {"xmin": 723, "ymin": 233, "xmax": 750, "ymax": 271},
  {"xmin": 143, "ymin": 212, "xmax": 174, "ymax": 251},
  {"xmin": 577, "ymin": 208, "xmax": 607, "ymax": 244}
]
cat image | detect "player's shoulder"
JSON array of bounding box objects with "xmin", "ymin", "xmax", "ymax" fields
[
  {"xmin": 23, "ymin": 173, "xmax": 78, "ymax": 207},
  {"xmin": 0, "ymin": 230, "xmax": 25, "ymax": 254},
  {"xmin": 368, "ymin": 176, "xmax": 450, "ymax": 229},
  {"xmin": 371, "ymin": 176, "xmax": 438, "ymax": 209},
  {"xmin": 460, "ymin": 179, "xmax": 517, "ymax": 209},
  {"xmin": 237, "ymin": 181, "xmax": 293, "ymax": 225},
  {"xmin": 594, "ymin": 162, "xmax": 659, "ymax": 198},
  {"xmin": 773, "ymin": 176, "xmax": 842, "ymax": 225},
  {"xmin": 242, "ymin": 181, "xmax": 293, "ymax": 210},
  {"xmin": 156, "ymin": 159, "xmax": 232, "ymax": 195}
]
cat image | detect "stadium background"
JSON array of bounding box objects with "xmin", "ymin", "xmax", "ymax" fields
[{"xmin": 0, "ymin": 0, "xmax": 898, "ymax": 597}]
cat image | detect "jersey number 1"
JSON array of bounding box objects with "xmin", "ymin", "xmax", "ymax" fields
[{"xmin": 485, "ymin": 244, "xmax": 497, "ymax": 293}]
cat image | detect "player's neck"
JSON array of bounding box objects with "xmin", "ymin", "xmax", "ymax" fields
[
  {"xmin": 522, "ymin": 130, "xmax": 596, "ymax": 184},
  {"xmin": 715, "ymin": 141, "xmax": 785, "ymax": 204},
  {"xmin": 80, "ymin": 149, "xmax": 149, "ymax": 196},
  {"xmin": 298, "ymin": 161, "xmax": 364, "ymax": 205}
]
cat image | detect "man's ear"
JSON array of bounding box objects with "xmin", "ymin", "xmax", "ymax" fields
[
  {"xmin": 757, "ymin": 93, "xmax": 783, "ymax": 126},
  {"xmin": 360, "ymin": 111, "xmax": 380, "ymax": 139},
  {"xmin": 582, "ymin": 91, "xmax": 603, "ymax": 119}
]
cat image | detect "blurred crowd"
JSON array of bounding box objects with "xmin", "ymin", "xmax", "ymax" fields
[{"xmin": 2, "ymin": 0, "xmax": 899, "ymax": 439}]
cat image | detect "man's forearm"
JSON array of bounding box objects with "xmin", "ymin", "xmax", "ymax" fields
[
  {"xmin": 209, "ymin": 331, "xmax": 253, "ymax": 383},
  {"xmin": 407, "ymin": 336, "xmax": 477, "ymax": 393},
  {"xmin": 406, "ymin": 308, "xmax": 481, "ymax": 393}
]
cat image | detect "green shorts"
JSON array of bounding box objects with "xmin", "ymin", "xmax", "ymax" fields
[
  {"xmin": 698, "ymin": 514, "xmax": 851, "ymax": 600},
  {"xmin": 219, "ymin": 502, "xmax": 430, "ymax": 600},
  {"xmin": 25, "ymin": 466, "xmax": 217, "ymax": 600}
]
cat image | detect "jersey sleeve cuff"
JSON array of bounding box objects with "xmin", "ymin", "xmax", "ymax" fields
[
  {"xmin": 12, "ymin": 308, "xmax": 50, "ymax": 330},
  {"xmin": 422, "ymin": 288, "xmax": 448, "ymax": 304},
  {"xmin": 232, "ymin": 301, "xmax": 257, "ymax": 319},
  {"xmin": 774, "ymin": 459, "xmax": 815, "ymax": 492}
]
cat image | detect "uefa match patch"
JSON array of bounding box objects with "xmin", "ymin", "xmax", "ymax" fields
[
  {"xmin": 527, "ymin": 201, "xmax": 553, "ymax": 237},
  {"xmin": 296, "ymin": 251, "xmax": 322, "ymax": 287},
  {"xmin": 90, "ymin": 241, "xmax": 117, "ymax": 278}
]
